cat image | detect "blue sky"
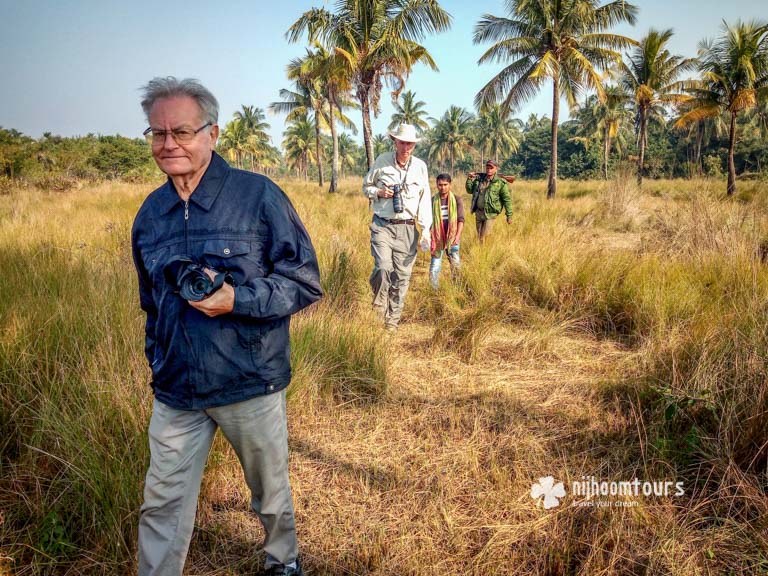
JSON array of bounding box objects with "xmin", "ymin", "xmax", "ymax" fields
[{"xmin": 0, "ymin": 0, "xmax": 764, "ymax": 147}]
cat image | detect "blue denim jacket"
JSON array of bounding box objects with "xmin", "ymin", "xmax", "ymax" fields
[{"xmin": 131, "ymin": 153, "xmax": 323, "ymax": 410}]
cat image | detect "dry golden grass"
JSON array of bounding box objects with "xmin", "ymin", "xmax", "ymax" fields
[{"xmin": 2, "ymin": 175, "xmax": 767, "ymax": 575}]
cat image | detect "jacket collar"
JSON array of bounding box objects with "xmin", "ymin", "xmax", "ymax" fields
[{"xmin": 155, "ymin": 151, "xmax": 229, "ymax": 215}]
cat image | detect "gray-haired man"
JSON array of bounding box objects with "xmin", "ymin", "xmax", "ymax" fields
[
  {"xmin": 132, "ymin": 77, "xmax": 321, "ymax": 576},
  {"xmin": 363, "ymin": 124, "xmax": 432, "ymax": 331}
]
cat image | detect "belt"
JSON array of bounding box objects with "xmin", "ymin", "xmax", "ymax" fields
[{"xmin": 376, "ymin": 216, "xmax": 415, "ymax": 225}]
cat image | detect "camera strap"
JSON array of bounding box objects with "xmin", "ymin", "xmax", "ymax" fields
[{"xmin": 395, "ymin": 156, "xmax": 411, "ymax": 191}]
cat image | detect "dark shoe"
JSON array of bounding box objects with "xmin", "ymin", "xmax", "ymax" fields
[{"xmin": 265, "ymin": 558, "xmax": 303, "ymax": 576}]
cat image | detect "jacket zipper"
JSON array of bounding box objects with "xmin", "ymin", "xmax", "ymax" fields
[
  {"xmin": 184, "ymin": 200, "xmax": 189, "ymax": 252},
  {"xmin": 183, "ymin": 199, "xmax": 193, "ymax": 404}
]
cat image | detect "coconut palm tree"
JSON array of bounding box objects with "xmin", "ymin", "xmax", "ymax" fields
[
  {"xmin": 474, "ymin": 103, "xmax": 523, "ymax": 167},
  {"xmin": 428, "ymin": 106, "xmax": 474, "ymax": 175},
  {"xmin": 218, "ymin": 118, "xmax": 249, "ymax": 169},
  {"xmin": 277, "ymin": 54, "xmax": 328, "ymax": 186},
  {"xmin": 287, "ymin": 0, "xmax": 452, "ymax": 170},
  {"xmin": 675, "ymin": 112, "xmax": 728, "ymax": 176},
  {"xmin": 283, "ymin": 116, "xmax": 317, "ymax": 180},
  {"xmin": 570, "ymin": 86, "xmax": 633, "ymax": 178},
  {"xmin": 619, "ymin": 29, "xmax": 697, "ymax": 186},
  {"xmin": 473, "ymin": 0, "xmax": 638, "ymax": 198},
  {"xmin": 373, "ymin": 133, "xmax": 390, "ymax": 158},
  {"xmin": 308, "ymin": 42, "xmax": 358, "ymax": 192},
  {"xmin": 232, "ymin": 106, "xmax": 271, "ymax": 172},
  {"xmin": 335, "ymin": 133, "xmax": 361, "ymax": 178},
  {"xmin": 389, "ymin": 90, "xmax": 430, "ymax": 132},
  {"xmin": 676, "ymin": 20, "xmax": 768, "ymax": 195},
  {"xmin": 271, "ymin": 56, "xmax": 357, "ymax": 192}
]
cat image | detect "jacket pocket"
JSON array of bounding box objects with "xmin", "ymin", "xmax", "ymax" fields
[
  {"xmin": 203, "ymin": 239, "xmax": 250, "ymax": 260},
  {"xmin": 202, "ymin": 239, "xmax": 253, "ymax": 282}
]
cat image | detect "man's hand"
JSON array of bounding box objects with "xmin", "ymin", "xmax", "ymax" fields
[
  {"xmin": 377, "ymin": 188, "xmax": 394, "ymax": 199},
  {"xmin": 468, "ymin": 172, "xmax": 477, "ymax": 179},
  {"xmin": 506, "ymin": 217, "xmax": 513, "ymax": 225},
  {"xmin": 188, "ymin": 268, "xmax": 235, "ymax": 317},
  {"xmin": 419, "ymin": 233, "xmax": 431, "ymax": 252}
]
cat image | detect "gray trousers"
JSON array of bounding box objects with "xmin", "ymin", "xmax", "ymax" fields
[
  {"xmin": 138, "ymin": 392, "xmax": 297, "ymax": 576},
  {"xmin": 369, "ymin": 216, "xmax": 418, "ymax": 328},
  {"xmin": 475, "ymin": 213, "xmax": 494, "ymax": 243}
]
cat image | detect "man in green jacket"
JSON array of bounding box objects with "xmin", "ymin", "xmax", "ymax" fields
[{"xmin": 465, "ymin": 159, "xmax": 513, "ymax": 244}]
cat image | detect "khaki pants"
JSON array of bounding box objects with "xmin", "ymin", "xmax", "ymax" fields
[
  {"xmin": 475, "ymin": 213, "xmax": 494, "ymax": 243},
  {"xmin": 369, "ymin": 216, "xmax": 418, "ymax": 328},
  {"xmin": 138, "ymin": 392, "xmax": 297, "ymax": 575}
]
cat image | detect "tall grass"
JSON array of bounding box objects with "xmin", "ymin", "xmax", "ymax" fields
[
  {"xmin": 2, "ymin": 175, "xmax": 767, "ymax": 574},
  {"xmin": 0, "ymin": 180, "xmax": 387, "ymax": 573}
]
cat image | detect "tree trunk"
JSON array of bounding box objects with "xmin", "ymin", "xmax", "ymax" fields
[
  {"xmin": 358, "ymin": 84, "xmax": 375, "ymax": 170},
  {"xmin": 604, "ymin": 126, "xmax": 610, "ymax": 180},
  {"xmin": 548, "ymin": 76, "xmax": 559, "ymax": 199},
  {"xmin": 329, "ymin": 94, "xmax": 340, "ymax": 193},
  {"xmin": 314, "ymin": 110, "xmax": 324, "ymax": 187},
  {"xmin": 727, "ymin": 111, "xmax": 737, "ymax": 196},
  {"xmin": 695, "ymin": 122, "xmax": 704, "ymax": 174},
  {"xmin": 637, "ymin": 107, "xmax": 647, "ymax": 187}
]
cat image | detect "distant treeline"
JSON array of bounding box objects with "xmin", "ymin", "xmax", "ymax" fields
[
  {"xmin": 0, "ymin": 129, "xmax": 159, "ymax": 190},
  {"xmin": 2, "ymin": 106, "xmax": 767, "ymax": 192}
]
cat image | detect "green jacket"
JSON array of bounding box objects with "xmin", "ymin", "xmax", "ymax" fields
[{"xmin": 465, "ymin": 174, "xmax": 513, "ymax": 219}]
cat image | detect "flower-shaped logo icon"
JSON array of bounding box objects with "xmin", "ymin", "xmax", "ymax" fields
[{"xmin": 531, "ymin": 476, "xmax": 566, "ymax": 509}]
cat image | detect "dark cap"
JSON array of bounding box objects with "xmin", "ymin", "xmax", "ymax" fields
[{"xmin": 485, "ymin": 159, "xmax": 499, "ymax": 167}]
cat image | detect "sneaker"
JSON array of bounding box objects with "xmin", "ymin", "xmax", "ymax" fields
[{"xmin": 265, "ymin": 558, "xmax": 303, "ymax": 576}]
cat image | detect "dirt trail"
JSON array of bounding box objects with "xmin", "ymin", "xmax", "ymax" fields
[{"xmin": 280, "ymin": 323, "xmax": 638, "ymax": 575}]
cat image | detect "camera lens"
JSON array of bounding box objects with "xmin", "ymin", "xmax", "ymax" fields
[{"xmin": 392, "ymin": 184, "xmax": 403, "ymax": 213}]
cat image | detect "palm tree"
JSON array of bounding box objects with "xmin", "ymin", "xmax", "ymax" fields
[
  {"xmin": 389, "ymin": 90, "xmax": 430, "ymax": 132},
  {"xmin": 473, "ymin": 0, "xmax": 638, "ymax": 198},
  {"xmin": 373, "ymin": 133, "xmax": 390, "ymax": 158},
  {"xmin": 287, "ymin": 0, "xmax": 452, "ymax": 170},
  {"xmin": 428, "ymin": 106, "xmax": 474, "ymax": 175},
  {"xmin": 570, "ymin": 86, "xmax": 632, "ymax": 178},
  {"xmin": 676, "ymin": 20, "xmax": 768, "ymax": 195},
  {"xmin": 619, "ymin": 29, "xmax": 697, "ymax": 186},
  {"xmin": 283, "ymin": 116, "xmax": 317, "ymax": 180},
  {"xmin": 279, "ymin": 53, "xmax": 328, "ymax": 186},
  {"xmin": 523, "ymin": 113, "xmax": 548, "ymax": 133},
  {"xmin": 474, "ymin": 103, "xmax": 523, "ymax": 167},
  {"xmin": 335, "ymin": 133, "xmax": 361, "ymax": 178},
  {"xmin": 309, "ymin": 42, "xmax": 358, "ymax": 193},
  {"xmin": 218, "ymin": 118, "xmax": 249, "ymax": 169},
  {"xmin": 269, "ymin": 55, "xmax": 357, "ymax": 192},
  {"xmin": 676, "ymin": 112, "xmax": 728, "ymax": 176},
  {"xmin": 232, "ymin": 106, "xmax": 271, "ymax": 172}
]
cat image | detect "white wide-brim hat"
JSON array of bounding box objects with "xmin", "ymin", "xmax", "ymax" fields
[{"xmin": 388, "ymin": 123, "xmax": 420, "ymax": 143}]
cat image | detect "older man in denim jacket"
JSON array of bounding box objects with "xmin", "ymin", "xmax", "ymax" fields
[{"xmin": 132, "ymin": 77, "xmax": 321, "ymax": 576}]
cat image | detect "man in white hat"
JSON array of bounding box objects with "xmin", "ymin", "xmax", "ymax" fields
[{"xmin": 363, "ymin": 123, "xmax": 432, "ymax": 331}]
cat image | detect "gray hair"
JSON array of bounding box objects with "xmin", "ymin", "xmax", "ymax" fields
[{"xmin": 140, "ymin": 77, "xmax": 219, "ymax": 124}]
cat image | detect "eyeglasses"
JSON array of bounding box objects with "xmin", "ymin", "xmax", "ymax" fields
[{"xmin": 143, "ymin": 122, "xmax": 212, "ymax": 146}]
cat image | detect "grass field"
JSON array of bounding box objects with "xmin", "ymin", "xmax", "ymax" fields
[{"xmin": 1, "ymin": 173, "xmax": 767, "ymax": 575}]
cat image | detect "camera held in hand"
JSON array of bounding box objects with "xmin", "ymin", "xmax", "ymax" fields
[
  {"xmin": 164, "ymin": 256, "xmax": 233, "ymax": 302},
  {"xmin": 391, "ymin": 184, "xmax": 404, "ymax": 213}
]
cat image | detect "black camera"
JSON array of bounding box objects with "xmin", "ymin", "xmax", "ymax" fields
[
  {"xmin": 164, "ymin": 257, "xmax": 233, "ymax": 302},
  {"xmin": 391, "ymin": 184, "xmax": 404, "ymax": 213}
]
